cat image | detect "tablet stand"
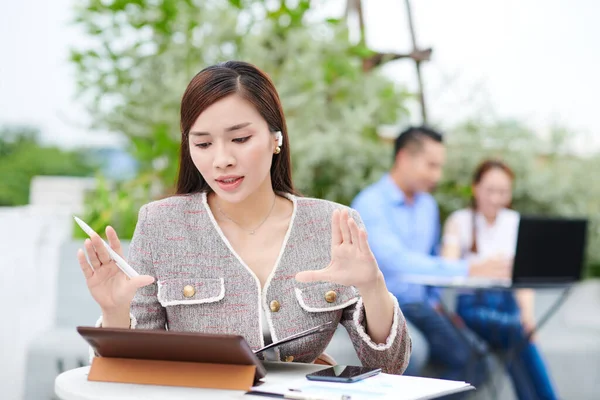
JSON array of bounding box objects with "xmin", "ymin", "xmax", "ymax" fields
[{"xmin": 88, "ymin": 357, "xmax": 257, "ymax": 390}]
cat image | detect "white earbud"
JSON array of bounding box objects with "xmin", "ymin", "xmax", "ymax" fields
[{"xmin": 275, "ymin": 131, "xmax": 283, "ymax": 147}]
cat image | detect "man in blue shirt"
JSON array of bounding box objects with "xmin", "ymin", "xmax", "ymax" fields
[{"xmin": 352, "ymin": 126, "xmax": 509, "ymax": 386}]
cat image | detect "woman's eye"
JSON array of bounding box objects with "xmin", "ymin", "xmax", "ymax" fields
[
  {"xmin": 195, "ymin": 142, "xmax": 211, "ymax": 149},
  {"xmin": 233, "ymin": 136, "xmax": 251, "ymax": 143}
]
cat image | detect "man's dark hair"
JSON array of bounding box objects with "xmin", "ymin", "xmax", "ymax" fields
[{"xmin": 393, "ymin": 125, "xmax": 443, "ymax": 159}]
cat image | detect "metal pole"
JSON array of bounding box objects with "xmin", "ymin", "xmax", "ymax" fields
[{"xmin": 404, "ymin": 0, "xmax": 428, "ymax": 124}]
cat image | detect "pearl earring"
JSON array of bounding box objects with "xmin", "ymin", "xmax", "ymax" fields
[{"xmin": 274, "ymin": 131, "xmax": 283, "ymax": 154}]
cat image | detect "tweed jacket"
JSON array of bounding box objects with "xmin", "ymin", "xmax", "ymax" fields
[{"xmin": 103, "ymin": 192, "xmax": 411, "ymax": 374}]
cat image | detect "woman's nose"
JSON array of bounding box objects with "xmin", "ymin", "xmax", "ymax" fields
[{"xmin": 213, "ymin": 143, "xmax": 235, "ymax": 169}]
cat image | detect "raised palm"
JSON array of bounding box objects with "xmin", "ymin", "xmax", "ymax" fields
[{"xmin": 295, "ymin": 209, "xmax": 381, "ymax": 290}]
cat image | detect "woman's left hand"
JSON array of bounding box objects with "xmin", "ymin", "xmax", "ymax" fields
[
  {"xmin": 516, "ymin": 288, "xmax": 536, "ymax": 341},
  {"xmin": 521, "ymin": 313, "xmax": 537, "ymax": 341},
  {"xmin": 295, "ymin": 208, "xmax": 382, "ymax": 291}
]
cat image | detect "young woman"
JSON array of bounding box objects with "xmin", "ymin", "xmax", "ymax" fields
[
  {"xmin": 442, "ymin": 159, "xmax": 557, "ymax": 399},
  {"xmin": 77, "ymin": 61, "xmax": 411, "ymax": 374}
]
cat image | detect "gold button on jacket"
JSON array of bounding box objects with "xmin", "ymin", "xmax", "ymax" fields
[
  {"xmin": 269, "ymin": 300, "xmax": 281, "ymax": 312},
  {"xmin": 284, "ymin": 355, "xmax": 294, "ymax": 362},
  {"xmin": 325, "ymin": 290, "xmax": 337, "ymax": 303},
  {"xmin": 183, "ymin": 285, "xmax": 196, "ymax": 298}
]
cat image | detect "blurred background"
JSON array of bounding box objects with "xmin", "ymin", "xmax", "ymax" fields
[{"xmin": 1, "ymin": 0, "xmax": 599, "ymax": 399}]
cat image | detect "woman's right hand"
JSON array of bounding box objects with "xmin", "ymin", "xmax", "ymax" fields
[
  {"xmin": 76, "ymin": 226, "xmax": 155, "ymax": 326},
  {"xmin": 468, "ymin": 255, "xmax": 512, "ymax": 279}
]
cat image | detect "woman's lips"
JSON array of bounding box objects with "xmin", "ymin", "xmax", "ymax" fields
[{"xmin": 216, "ymin": 176, "xmax": 244, "ymax": 191}]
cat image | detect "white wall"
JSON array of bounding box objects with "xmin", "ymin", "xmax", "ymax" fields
[{"xmin": 0, "ymin": 176, "xmax": 94, "ymax": 400}]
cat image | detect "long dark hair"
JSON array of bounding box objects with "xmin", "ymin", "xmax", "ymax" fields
[
  {"xmin": 176, "ymin": 61, "xmax": 296, "ymax": 196},
  {"xmin": 470, "ymin": 159, "xmax": 515, "ymax": 253}
]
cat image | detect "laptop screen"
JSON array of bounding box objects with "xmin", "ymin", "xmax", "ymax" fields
[{"xmin": 512, "ymin": 216, "xmax": 588, "ymax": 285}]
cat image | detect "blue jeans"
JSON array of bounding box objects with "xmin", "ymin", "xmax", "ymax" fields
[
  {"xmin": 457, "ymin": 291, "xmax": 558, "ymax": 400},
  {"xmin": 401, "ymin": 302, "xmax": 491, "ymax": 390}
]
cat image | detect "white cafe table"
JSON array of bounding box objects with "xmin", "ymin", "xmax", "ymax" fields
[
  {"xmin": 400, "ymin": 275, "xmax": 512, "ymax": 289},
  {"xmin": 55, "ymin": 362, "xmax": 328, "ymax": 400},
  {"xmin": 55, "ymin": 361, "xmax": 474, "ymax": 400}
]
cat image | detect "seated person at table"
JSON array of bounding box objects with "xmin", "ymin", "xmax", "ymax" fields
[
  {"xmin": 442, "ymin": 159, "xmax": 557, "ymax": 400},
  {"xmin": 77, "ymin": 61, "xmax": 411, "ymax": 374},
  {"xmin": 351, "ymin": 126, "xmax": 508, "ymax": 386}
]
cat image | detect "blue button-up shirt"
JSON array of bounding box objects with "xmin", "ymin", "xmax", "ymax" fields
[{"xmin": 351, "ymin": 174, "xmax": 468, "ymax": 305}]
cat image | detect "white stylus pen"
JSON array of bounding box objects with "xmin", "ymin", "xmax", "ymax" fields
[{"xmin": 73, "ymin": 216, "xmax": 139, "ymax": 278}]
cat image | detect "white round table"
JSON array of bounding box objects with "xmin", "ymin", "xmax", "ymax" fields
[{"xmin": 55, "ymin": 362, "xmax": 327, "ymax": 400}]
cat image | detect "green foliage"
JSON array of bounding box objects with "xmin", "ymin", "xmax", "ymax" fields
[
  {"xmin": 70, "ymin": 1, "xmax": 600, "ymax": 279},
  {"xmin": 0, "ymin": 126, "xmax": 95, "ymax": 206},
  {"xmin": 70, "ymin": 2, "xmax": 599, "ymax": 281},
  {"xmin": 71, "ymin": 0, "xmax": 409, "ymax": 236},
  {"xmin": 72, "ymin": 173, "xmax": 155, "ymax": 240},
  {"xmin": 435, "ymin": 119, "xmax": 600, "ymax": 277}
]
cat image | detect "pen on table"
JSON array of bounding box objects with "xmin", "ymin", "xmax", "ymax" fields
[
  {"xmin": 73, "ymin": 216, "xmax": 139, "ymax": 278},
  {"xmin": 246, "ymin": 390, "xmax": 351, "ymax": 400}
]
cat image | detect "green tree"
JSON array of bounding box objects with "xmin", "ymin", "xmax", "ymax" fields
[
  {"xmin": 0, "ymin": 126, "xmax": 95, "ymax": 206},
  {"xmin": 70, "ymin": 0, "xmax": 410, "ymax": 236}
]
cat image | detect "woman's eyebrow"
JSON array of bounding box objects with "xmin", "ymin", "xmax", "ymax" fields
[
  {"xmin": 225, "ymin": 122, "xmax": 252, "ymax": 132},
  {"xmin": 190, "ymin": 122, "xmax": 252, "ymax": 136}
]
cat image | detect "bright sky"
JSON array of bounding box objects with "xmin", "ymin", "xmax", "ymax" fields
[
  {"xmin": 0, "ymin": 0, "xmax": 125, "ymax": 149},
  {"xmin": 1, "ymin": 0, "xmax": 598, "ymax": 152},
  {"xmin": 362, "ymin": 0, "xmax": 600, "ymax": 154}
]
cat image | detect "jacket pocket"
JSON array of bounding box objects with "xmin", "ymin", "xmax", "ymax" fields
[
  {"xmin": 157, "ymin": 277, "xmax": 225, "ymax": 307},
  {"xmin": 294, "ymin": 282, "xmax": 359, "ymax": 312}
]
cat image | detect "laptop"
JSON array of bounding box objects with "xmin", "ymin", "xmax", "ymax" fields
[
  {"xmin": 402, "ymin": 215, "xmax": 588, "ymax": 289},
  {"xmin": 511, "ymin": 215, "xmax": 588, "ymax": 287}
]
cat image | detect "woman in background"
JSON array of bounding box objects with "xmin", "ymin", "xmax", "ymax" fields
[{"xmin": 442, "ymin": 159, "xmax": 557, "ymax": 400}]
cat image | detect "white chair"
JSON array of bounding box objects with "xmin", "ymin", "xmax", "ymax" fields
[{"xmin": 22, "ymin": 241, "xmax": 129, "ymax": 400}]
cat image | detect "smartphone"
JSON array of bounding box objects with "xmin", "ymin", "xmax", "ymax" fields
[{"xmin": 306, "ymin": 365, "xmax": 382, "ymax": 383}]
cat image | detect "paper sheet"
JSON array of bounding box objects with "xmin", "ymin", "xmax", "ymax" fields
[{"xmin": 253, "ymin": 373, "xmax": 473, "ymax": 400}]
